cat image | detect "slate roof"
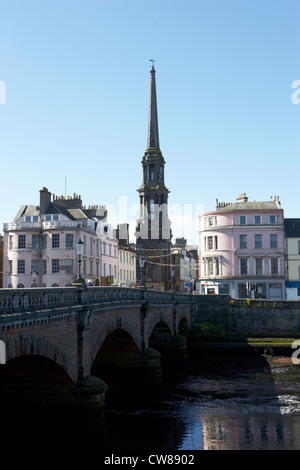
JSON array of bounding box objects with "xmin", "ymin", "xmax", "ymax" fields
[
  {"xmin": 216, "ymin": 200, "xmax": 280, "ymax": 212},
  {"xmin": 284, "ymin": 218, "xmax": 300, "ymax": 237}
]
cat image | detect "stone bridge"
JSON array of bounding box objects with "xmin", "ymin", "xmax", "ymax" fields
[{"xmin": 0, "ymin": 286, "xmax": 194, "ymax": 409}]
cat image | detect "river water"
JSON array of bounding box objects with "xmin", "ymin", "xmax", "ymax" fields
[
  {"xmin": 102, "ymin": 348, "xmax": 300, "ymax": 451},
  {"xmin": 3, "ymin": 347, "xmax": 300, "ymax": 451}
]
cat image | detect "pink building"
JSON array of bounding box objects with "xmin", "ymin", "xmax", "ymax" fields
[{"xmin": 198, "ymin": 193, "xmax": 285, "ymax": 299}]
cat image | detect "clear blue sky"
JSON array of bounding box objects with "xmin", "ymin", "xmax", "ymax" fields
[{"xmin": 1, "ymin": 0, "xmax": 299, "ymax": 244}]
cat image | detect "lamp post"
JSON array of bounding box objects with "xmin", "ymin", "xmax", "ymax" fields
[
  {"xmin": 139, "ymin": 257, "xmax": 145, "ymax": 287},
  {"xmin": 76, "ymin": 238, "xmax": 84, "ymax": 281}
]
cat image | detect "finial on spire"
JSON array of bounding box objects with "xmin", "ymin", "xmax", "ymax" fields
[{"xmin": 150, "ymin": 59, "xmax": 156, "ymax": 70}]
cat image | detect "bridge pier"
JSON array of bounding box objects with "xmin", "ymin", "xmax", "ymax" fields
[
  {"xmin": 91, "ymin": 347, "xmax": 165, "ymax": 405},
  {"xmin": 149, "ymin": 331, "xmax": 189, "ymax": 381}
]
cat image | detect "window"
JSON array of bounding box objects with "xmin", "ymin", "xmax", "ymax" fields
[
  {"xmin": 239, "ymin": 215, "xmax": 246, "ymax": 225},
  {"xmin": 269, "ymin": 215, "xmax": 276, "ymax": 224},
  {"xmin": 8, "ymin": 260, "xmax": 12, "ymax": 275},
  {"xmin": 215, "ymin": 236, "xmax": 218, "ymax": 250},
  {"xmin": 240, "ymin": 235, "xmax": 247, "ymax": 249},
  {"xmin": 31, "ymin": 260, "xmax": 39, "ymax": 275},
  {"xmin": 208, "ymin": 236, "xmax": 213, "ymax": 250},
  {"xmin": 219, "ymin": 284, "xmax": 229, "ymax": 294},
  {"xmin": 42, "ymin": 259, "xmax": 47, "ymax": 274},
  {"xmin": 25, "ymin": 216, "xmax": 31, "ymax": 222},
  {"xmin": 240, "ymin": 258, "xmax": 248, "ymax": 275},
  {"xmin": 206, "ymin": 216, "xmax": 217, "ymax": 227},
  {"xmin": 66, "ymin": 234, "xmax": 73, "ymax": 249},
  {"xmin": 33, "ymin": 216, "xmax": 38, "ymax": 222},
  {"xmin": 9, "ymin": 235, "xmax": 13, "ymax": 250},
  {"xmin": 146, "ymin": 265, "xmax": 153, "ymax": 281},
  {"xmin": 18, "ymin": 259, "xmax": 25, "ymax": 274},
  {"xmin": 52, "ymin": 234, "xmax": 60, "ymax": 249},
  {"xmin": 42, "ymin": 235, "xmax": 47, "ymax": 249},
  {"xmin": 254, "ymin": 215, "xmax": 261, "ymax": 225},
  {"xmin": 270, "ymin": 234, "xmax": 278, "ymax": 249},
  {"xmin": 53, "ymin": 214, "xmax": 59, "ymax": 221},
  {"xmin": 270, "ymin": 258, "xmax": 279, "ymax": 275},
  {"xmin": 208, "ymin": 259, "xmax": 214, "ymax": 275},
  {"xmin": 103, "ymin": 263, "xmax": 106, "ymax": 277},
  {"xmin": 65, "ymin": 259, "xmax": 73, "ymax": 274},
  {"xmin": 18, "ymin": 235, "xmax": 26, "ymax": 249},
  {"xmin": 32, "ymin": 235, "xmax": 39, "ymax": 250},
  {"xmin": 255, "ymin": 258, "xmax": 263, "ymax": 275},
  {"xmin": 90, "ymin": 260, "xmax": 93, "ymax": 275},
  {"xmin": 298, "ymin": 241, "xmax": 300, "ymax": 255},
  {"xmin": 255, "ymin": 234, "xmax": 262, "ymax": 249},
  {"xmin": 215, "ymin": 258, "xmax": 220, "ymax": 275},
  {"xmin": 90, "ymin": 238, "xmax": 93, "ymax": 256},
  {"xmin": 52, "ymin": 259, "xmax": 60, "ymax": 274}
]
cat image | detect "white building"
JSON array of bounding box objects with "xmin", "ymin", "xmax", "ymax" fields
[{"xmin": 3, "ymin": 187, "xmax": 119, "ymax": 288}]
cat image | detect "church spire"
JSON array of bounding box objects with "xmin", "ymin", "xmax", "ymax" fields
[{"xmin": 147, "ymin": 62, "xmax": 160, "ymax": 149}]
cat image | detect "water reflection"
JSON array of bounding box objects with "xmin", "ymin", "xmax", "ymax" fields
[
  {"xmin": 103, "ymin": 347, "xmax": 300, "ymax": 450},
  {"xmin": 2, "ymin": 346, "xmax": 300, "ymax": 450}
]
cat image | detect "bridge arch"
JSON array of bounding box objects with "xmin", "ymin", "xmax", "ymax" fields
[
  {"xmin": 90, "ymin": 327, "xmax": 163, "ymax": 404},
  {"xmin": 2, "ymin": 354, "xmax": 74, "ymax": 386},
  {"xmin": 1, "ymin": 333, "xmax": 77, "ymax": 382}
]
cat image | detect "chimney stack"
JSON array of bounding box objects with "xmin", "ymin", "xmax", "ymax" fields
[
  {"xmin": 236, "ymin": 193, "xmax": 248, "ymax": 203},
  {"xmin": 40, "ymin": 187, "xmax": 52, "ymax": 214}
]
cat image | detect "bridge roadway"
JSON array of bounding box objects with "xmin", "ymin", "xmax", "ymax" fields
[{"xmin": 0, "ymin": 286, "xmax": 195, "ymax": 408}]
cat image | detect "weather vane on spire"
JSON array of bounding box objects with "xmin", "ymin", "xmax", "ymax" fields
[{"xmin": 150, "ymin": 59, "xmax": 156, "ymax": 68}]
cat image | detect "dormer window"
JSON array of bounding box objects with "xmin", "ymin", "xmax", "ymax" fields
[{"xmin": 45, "ymin": 214, "xmax": 60, "ymax": 221}]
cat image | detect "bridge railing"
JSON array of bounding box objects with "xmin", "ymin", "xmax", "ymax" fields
[{"xmin": 0, "ymin": 286, "xmax": 193, "ymax": 316}]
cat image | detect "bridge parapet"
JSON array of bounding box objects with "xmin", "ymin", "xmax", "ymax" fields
[{"xmin": 0, "ymin": 287, "xmax": 193, "ymax": 317}]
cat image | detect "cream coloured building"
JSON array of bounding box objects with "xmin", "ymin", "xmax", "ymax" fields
[{"xmin": 3, "ymin": 187, "xmax": 118, "ymax": 288}]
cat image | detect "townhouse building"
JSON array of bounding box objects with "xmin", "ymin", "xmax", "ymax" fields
[
  {"xmin": 170, "ymin": 238, "xmax": 198, "ymax": 293},
  {"xmin": 116, "ymin": 223, "xmax": 136, "ymax": 287},
  {"xmin": 198, "ymin": 193, "xmax": 285, "ymax": 299},
  {"xmin": 284, "ymin": 218, "xmax": 300, "ymax": 300},
  {"xmin": 3, "ymin": 187, "xmax": 118, "ymax": 288}
]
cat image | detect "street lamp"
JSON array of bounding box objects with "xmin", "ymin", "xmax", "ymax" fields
[
  {"xmin": 76, "ymin": 238, "xmax": 84, "ymax": 281},
  {"xmin": 139, "ymin": 257, "xmax": 145, "ymax": 286}
]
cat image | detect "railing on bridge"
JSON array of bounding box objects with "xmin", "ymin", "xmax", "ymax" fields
[{"xmin": 0, "ymin": 286, "xmax": 193, "ymax": 316}]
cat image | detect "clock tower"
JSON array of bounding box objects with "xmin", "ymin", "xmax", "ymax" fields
[{"xmin": 135, "ymin": 64, "xmax": 172, "ymax": 290}]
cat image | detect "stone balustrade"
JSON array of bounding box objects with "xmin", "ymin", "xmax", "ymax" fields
[{"xmin": 0, "ymin": 286, "xmax": 192, "ymax": 317}]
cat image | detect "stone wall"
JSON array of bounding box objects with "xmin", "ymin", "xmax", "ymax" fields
[{"xmin": 192, "ymin": 295, "xmax": 300, "ymax": 337}]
